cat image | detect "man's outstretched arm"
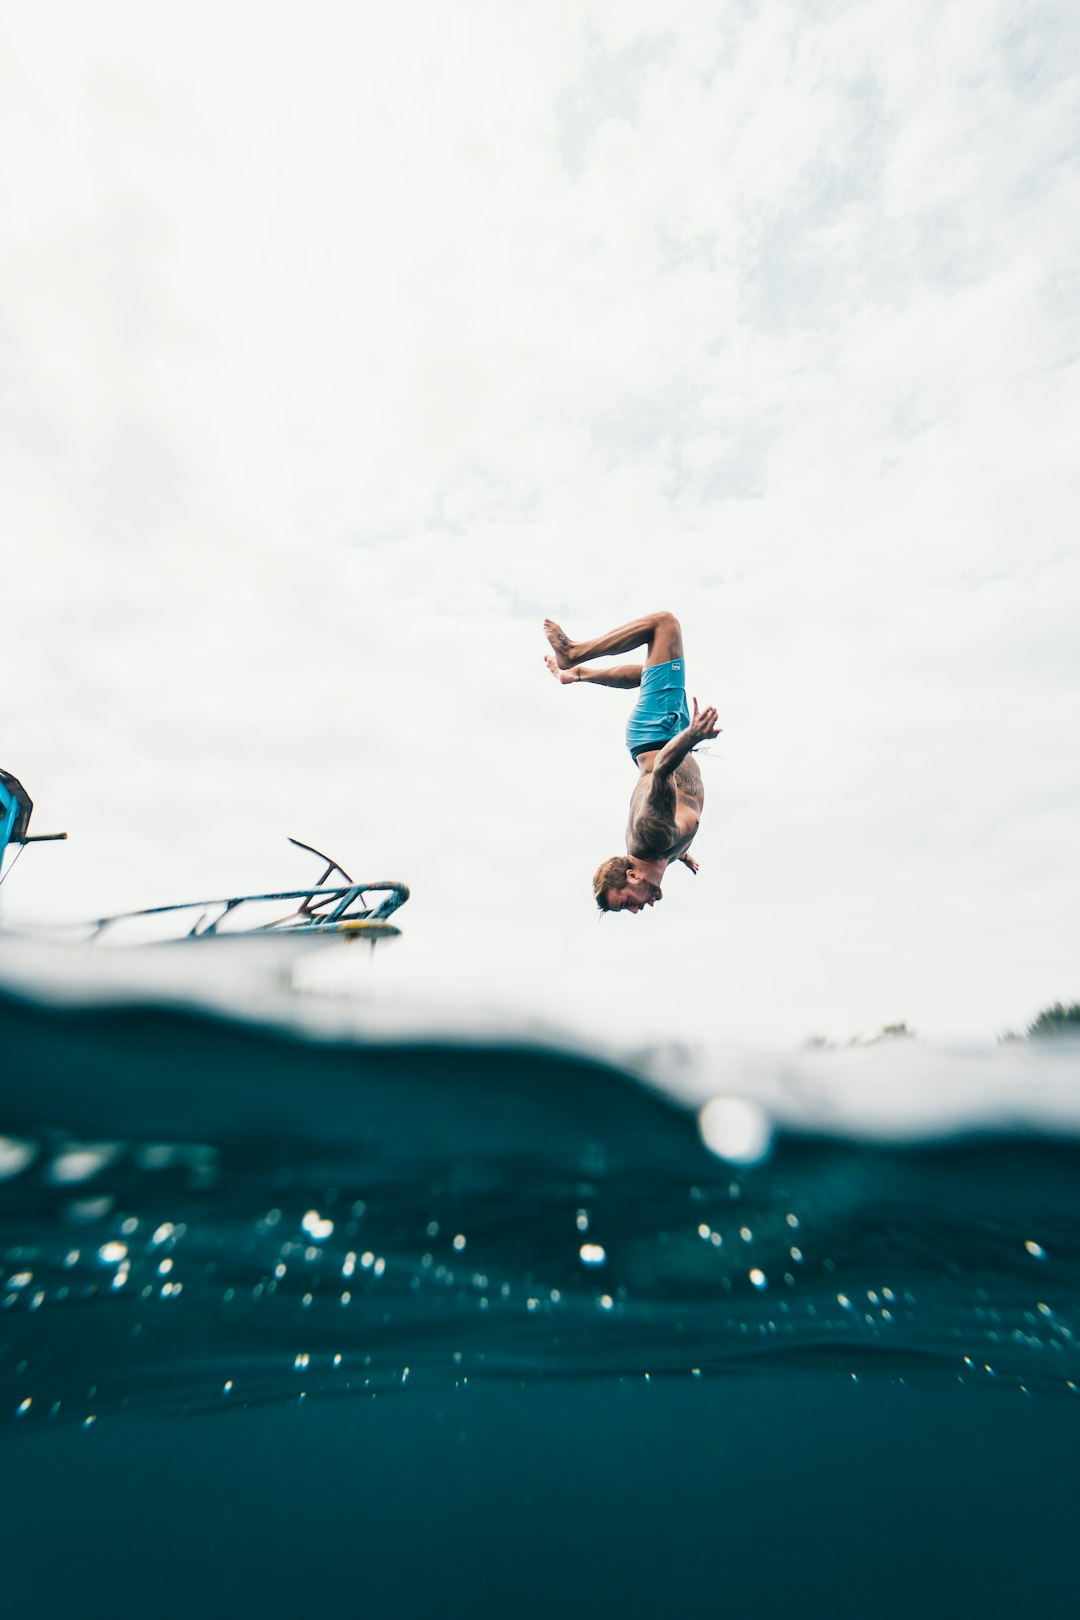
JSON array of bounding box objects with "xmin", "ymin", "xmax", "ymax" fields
[{"xmin": 652, "ymin": 699, "xmax": 721, "ymax": 780}]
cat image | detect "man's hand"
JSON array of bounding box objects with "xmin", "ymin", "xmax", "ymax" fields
[
  {"xmin": 679, "ymin": 853, "xmax": 700, "ymax": 875},
  {"xmin": 653, "ymin": 698, "xmax": 722, "ymax": 781},
  {"xmin": 688, "ymin": 697, "xmax": 721, "ymax": 743}
]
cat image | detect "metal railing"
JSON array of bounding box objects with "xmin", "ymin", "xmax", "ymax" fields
[{"xmin": 86, "ymin": 881, "xmax": 411, "ymax": 941}]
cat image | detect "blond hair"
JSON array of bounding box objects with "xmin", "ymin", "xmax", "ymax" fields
[{"xmin": 592, "ymin": 855, "xmax": 633, "ymax": 911}]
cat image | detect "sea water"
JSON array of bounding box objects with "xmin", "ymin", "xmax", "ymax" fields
[{"xmin": 1, "ymin": 962, "xmax": 1078, "ymax": 1617}]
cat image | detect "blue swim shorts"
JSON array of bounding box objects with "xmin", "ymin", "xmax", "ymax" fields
[{"xmin": 625, "ymin": 659, "xmax": 691, "ymax": 760}]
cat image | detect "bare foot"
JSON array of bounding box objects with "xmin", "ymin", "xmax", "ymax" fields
[
  {"xmin": 545, "ymin": 655, "xmax": 579, "ymax": 685},
  {"xmin": 543, "ymin": 619, "xmax": 575, "ymax": 669}
]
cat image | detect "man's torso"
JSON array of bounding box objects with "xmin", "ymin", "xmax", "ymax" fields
[{"xmin": 625, "ymin": 753, "xmax": 704, "ymax": 861}]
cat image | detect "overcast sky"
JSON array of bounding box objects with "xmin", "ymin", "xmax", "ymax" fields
[{"xmin": 2, "ymin": 0, "xmax": 1077, "ymax": 1046}]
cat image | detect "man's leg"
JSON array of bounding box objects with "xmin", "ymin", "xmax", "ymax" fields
[
  {"xmin": 544, "ymin": 611, "xmax": 683, "ymax": 670},
  {"xmin": 545, "ymin": 660, "xmax": 643, "ymax": 688}
]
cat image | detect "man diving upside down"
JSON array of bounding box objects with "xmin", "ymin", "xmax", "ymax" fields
[{"xmin": 544, "ymin": 610, "xmax": 721, "ymax": 913}]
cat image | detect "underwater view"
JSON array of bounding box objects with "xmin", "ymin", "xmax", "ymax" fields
[{"xmin": 1, "ymin": 963, "xmax": 1079, "ymax": 1617}]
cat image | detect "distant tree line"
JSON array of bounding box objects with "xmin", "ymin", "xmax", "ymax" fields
[
  {"xmin": 803, "ymin": 1004, "xmax": 1080, "ymax": 1049},
  {"xmin": 1002, "ymin": 1002, "xmax": 1080, "ymax": 1042},
  {"xmin": 803, "ymin": 1022, "xmax": 916, "ymax": 1050}
]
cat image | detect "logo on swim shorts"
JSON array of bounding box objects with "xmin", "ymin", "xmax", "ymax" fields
[{"xmin": 672, "ymin": 662, "xmax": 681, "ymax": 670}]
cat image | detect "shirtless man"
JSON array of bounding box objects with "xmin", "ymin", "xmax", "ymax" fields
[{"xmin": 544, "ymin": 610, "xmax": 720, "ymax": 913}]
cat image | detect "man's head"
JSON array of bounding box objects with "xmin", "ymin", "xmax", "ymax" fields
[{"xmin": 592, "ymin": 856, "xmax": 663, "ymax": 914}]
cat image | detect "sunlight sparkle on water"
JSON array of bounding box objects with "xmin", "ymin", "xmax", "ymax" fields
[
  {"xmin": 49, "ymin": 1147, "xmax": 118, "ymax": 1185},
  {"xmin": 0, "ymin": 1138, "xmax": 36, "ymax": 1180}
]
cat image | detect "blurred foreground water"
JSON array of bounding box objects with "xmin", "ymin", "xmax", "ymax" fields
[{"xmin": 1, "ymin": 943, "xmax": 1078, "ymax": 1617}]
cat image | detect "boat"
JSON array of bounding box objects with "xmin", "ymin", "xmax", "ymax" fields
[{"xmin": 0, "ymin": 770, "xmax": 409, "ymax": 947}]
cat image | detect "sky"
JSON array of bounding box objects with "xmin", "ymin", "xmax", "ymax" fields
[{"xmin": 1, "ymin": 0, "xmax": 1078, "ymax": 1047}]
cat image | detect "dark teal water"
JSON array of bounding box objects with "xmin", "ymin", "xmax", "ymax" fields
[{"xmin": 1, "ymin": 985, "xmax": 1079, "ymax": 1616}]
